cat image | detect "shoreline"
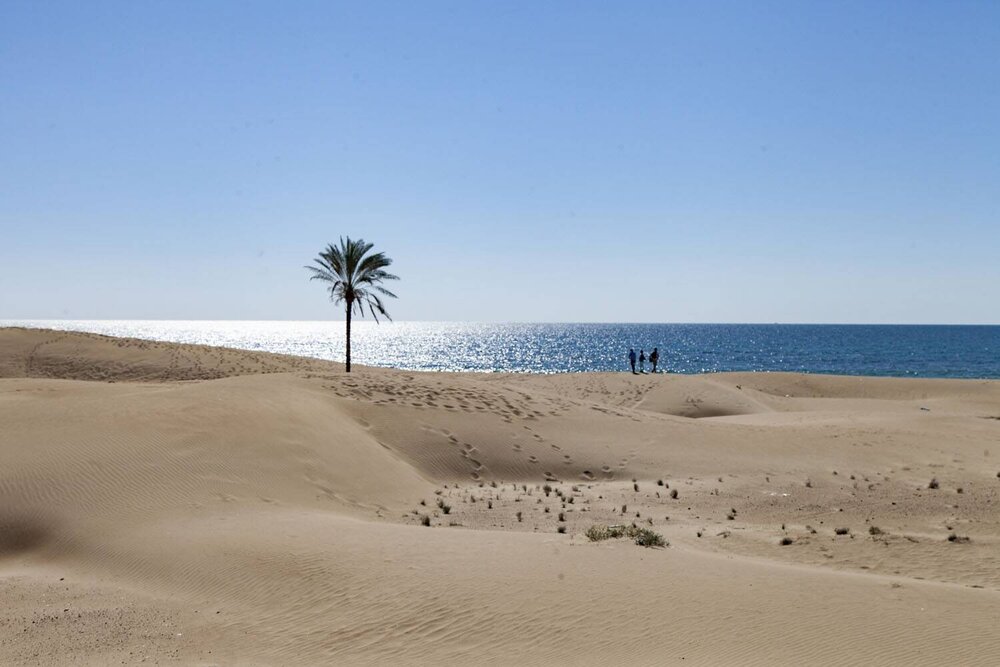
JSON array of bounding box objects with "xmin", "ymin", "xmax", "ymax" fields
[{"xmin": 3, "ymin": 325, "xmax": 999, "ymax": 382}]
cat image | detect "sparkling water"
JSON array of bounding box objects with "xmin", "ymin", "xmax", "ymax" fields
[{"xmin": 4, "ymin": 320, "xmax": 999, "ymax": 378}]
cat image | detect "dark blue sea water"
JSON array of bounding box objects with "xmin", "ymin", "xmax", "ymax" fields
[{"xmin": 4, "ymin": 321, "xmax": 999, "ymax": 379}]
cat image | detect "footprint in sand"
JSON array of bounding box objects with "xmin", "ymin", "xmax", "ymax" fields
[
  {"xmin": 580, "ymin": 470, "xmax": 596, "ymax": 481},
  {"xmin": 550, "ymin": 443, "xmax": 562, "ymax": 451},
  {"xmin": 512, "ymin": 444, "xmax": 523, "ymax": 452},
  {"xmin": 528, "ymin": 455, "xmax": 539, "ymax": 463}
]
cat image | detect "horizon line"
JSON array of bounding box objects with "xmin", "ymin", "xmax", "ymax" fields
[{"xmin": 4, "ymin": 319, "xmax": 999, "ymax": 327}]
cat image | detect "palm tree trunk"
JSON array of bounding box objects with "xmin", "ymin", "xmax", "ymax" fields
[{"xmin": 345, "ymin": 301, "xmax": 352, "ymax": 373}]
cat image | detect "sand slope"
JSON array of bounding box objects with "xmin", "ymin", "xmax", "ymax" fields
[{"xmin": 2, "ymin": 328, "xmax": 999, "ymax": 665}]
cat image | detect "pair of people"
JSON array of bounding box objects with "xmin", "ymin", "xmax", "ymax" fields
[{"xmin": 628, "ymin": 347, "xmax": 660, "ymax": 374}]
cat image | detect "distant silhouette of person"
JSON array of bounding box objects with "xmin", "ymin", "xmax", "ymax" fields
[
  {"xmin": 650, "ymin": 347, "xmax": 660, "ymax": 373},
  {"xmin": 628, "ymin": 348, "xmax": 637, "ymax": 374},
  {"xmin": 639, "ymin": 350, "xmax": 646, "ymax": 373}
]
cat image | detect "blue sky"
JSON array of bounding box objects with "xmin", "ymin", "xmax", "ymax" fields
[{"xmin": 2, "ymin": 1, "xmax": 998, "ymax": 323}]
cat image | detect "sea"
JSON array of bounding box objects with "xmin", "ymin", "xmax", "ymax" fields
[{"xmin": 4, "ymin": 320, "xmax": 999, "ymax": 379}]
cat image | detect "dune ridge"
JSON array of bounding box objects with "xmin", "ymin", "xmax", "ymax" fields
[{"xmin": 2, "ymin": 327, "xmax": 999, "ymax": 665}]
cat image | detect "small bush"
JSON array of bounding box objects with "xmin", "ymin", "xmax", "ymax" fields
[
  {"xmin": 543, "ymin": 484, "xmax": 552, "ymax": 496},
  {"xmin": 868, "ymin": 525, "xmax": 884, "ymax": 536},
  {"xmin": 928, "ymin": 478, "xmax": 939, "ymax": 489},
  {"xmin": 557, "ymin": 525, "xmax": 566, "ymax": 534},
  {"xmin": 584, "ymin": 524, "xmax": 666, "ymax": 547},
  {"xmin": 516, "ymin": 511, "xmax": 523, "ymax": 522},
  {"xmin": 834, "ymin": 527, "xmax": 850, "ymax": 535},
  {"xmin": 947, "ymin": 533, "xmax": 970, "ymax": 543},
  {"xmin": 780, "ymin": 537, "xmax": 794, "ymax": 546},
  {"xmin": 421, "ymin": 515, "xmax": 431, "ymax": 527},
  {"xmin": 633, "ymin": 482, "xmax": 639, "ymax": 492},
  {"xmin": 558, "ymin": 512, "xmax": 566, "ymax": 522},
  {"xmin": 657, "ymin": 479, "xmax": 664, "ymax": 486},
  {"xmin": 585, "ymin": 525, "xmax": 610, "ymax": 541},
  {"xmin": 669, "ymin": 489, "xmax": 678, "ymax": 499},
  {"xmin": 632, "ymin": 528, "xmax": 667, "ymax": 548}
]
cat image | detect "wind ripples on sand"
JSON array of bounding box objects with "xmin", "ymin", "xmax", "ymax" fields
[{"xmin": 4, "ymin": 320, "xmax": 999, "ymax": 378}]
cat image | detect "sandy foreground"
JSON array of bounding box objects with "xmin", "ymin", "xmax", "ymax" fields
[{"xmin": 1, "ymin": 327, "xmax": 998, "ymax": 666}]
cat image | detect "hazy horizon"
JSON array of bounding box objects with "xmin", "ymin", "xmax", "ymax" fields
[{"xmin": 3, "ymin": 2, "xmax": 999, "ymax": 324}]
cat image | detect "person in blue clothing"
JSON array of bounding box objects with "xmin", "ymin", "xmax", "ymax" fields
[
  {"xmin": 628, "ymin": 348, "xmax": 637, "ymax": 374},
  {"xmin": 639, "ymin": 349, "xmax": 646, "ymax": 373}
]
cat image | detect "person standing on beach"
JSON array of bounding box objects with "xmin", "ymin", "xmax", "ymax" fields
[
  {"xmin": 639, "ymin": 349, "xmax": 646, "ymax": 373},
  {"xmin": 628, "ymin": 348, "xmax": 637, "ymax": 374},
  {"xmin": 650, "ymin": 347, "xmax": 659, "ymax": 373}
]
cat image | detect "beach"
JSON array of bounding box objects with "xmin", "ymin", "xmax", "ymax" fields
[{"xmin": 2, "ymin": 326, "xmax": 999, "ymax": 665}]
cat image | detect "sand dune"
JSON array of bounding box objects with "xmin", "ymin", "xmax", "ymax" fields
[{"xmin": 2, "ymin": 328, "xmax": 999, "ymax": 665}]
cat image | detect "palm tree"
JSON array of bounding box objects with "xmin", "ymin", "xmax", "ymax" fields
[{"xmin": 306, "ymin": 237, "xmax": 399, "ymax": 372}]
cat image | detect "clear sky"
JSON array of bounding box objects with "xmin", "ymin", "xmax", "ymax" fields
[{"xmin": 2, "ymin": 1, "xmax": 998, "ymax": 323}]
